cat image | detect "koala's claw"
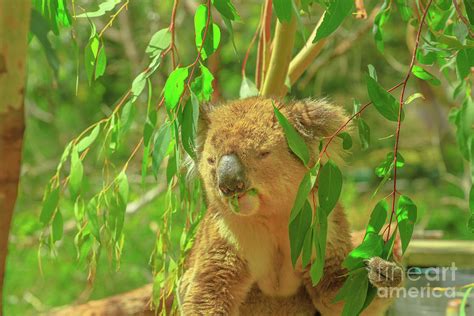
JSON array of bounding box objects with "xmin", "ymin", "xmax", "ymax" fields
[{"xmin": 366, "ymin": 257, "xmax": 404, "ymax": 288}]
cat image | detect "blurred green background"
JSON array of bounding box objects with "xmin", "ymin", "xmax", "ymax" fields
[{"xmin": 4, "ymin": 1, "xmax": 472, "ymax": 315}]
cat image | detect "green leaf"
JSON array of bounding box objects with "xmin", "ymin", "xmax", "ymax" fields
[
  {"xmin": 114, "ymin": 172, "xmax": 128, "ymax": 239},
  {"xmin": 314, "ymin": 0, "xmax": 354, "ymax": 42},
  {"xmin": 274, "ymin": 105, "xmax": 310, "ymax": 166},
  {"xmin": 143, "ymin": 79, "xmax": 156, "ymax": 147},
  {"xmin": 452, "ymin": 98, "xmax": 474, "ymax": 161},
  {"xmin": 83, "ymin": 22, "xmax": 107, "ymax": 82},
  {"xmin": 457, "ymin": 49, "xmax": 474, "ymax": 79},
  {"xmin": 273, "ymin": 0, "xmax": 293, "ymax": 22},
  {"xmin": 30, "ymin": 9, "xmax": 60, "ymax": 74},
  {"xmin": 52, "ymin": 210, "xmax": 63, "ymax": 242},
  {"xmin": 95, "ymin": 44, "xmax": 107, "ymax": 80},
  {"xmin": 146, "ymin": 29, "xmax": 172, "ymax": 58},
  {"xmin": 117, "ymin": 172, "xmax": 129, "ymax": 205},
  {"xmin": 152, "ymin": 123, "xmax": 172, "ymax": 178},
  {"xmin": 337, "ymin": 132, "xmax": 352, "ymax": 150},
  {"xmin": 375, "ymin": 152, "xmax": 405, "ymax": 178},
  {"xmin": 464, "ymin": 0, "xmax": 474, "ymax": 25},
  {"xmin": 222, "ymin": 17, "xmax": 239, "ymax": 56},
  {"xmin": 361, "ymin": 285, "xmax": 378, "ymax": 312},
  {"xmin": 366, "ymin": 201, "xmax": 388, "ymax": 235},
  {"xmin": 131, "ymin": 72, "xmax": 147, "ymax": 101},
  {"xmin": 405, "ymin": 92, "xmax": 425, "ymax": 105},
  {"xmin": 357, "ymin": 118, "xmax": 370, "ymax": 150},
  {"xmin": 372, "ymin": 2, "xmax": 391, "ymax": 52},
  {"xmin": 343, "ymin": 233, "xmax": 384, "ymax": 269},
  {"xmin": 240, "ymin": 76, "xmax": 259, "ymax": 99},
  {"xmin": 416, "ymin": 50, "xmax": 436, "ymax": 65},
  {"xmin": 289, "ymin": 164, "xmax": 318, "ymax": 222},
  {"xmin": 69, "ymin": 147, "xmax": 83, "ymax": 199},
  {"xmin": 367, "ymin": 64, "xmax": 377, "ymax": 80},
  {"xmin": 396, "ymin": 195, "xmax": 417, "ymax": 254},
  {"xmin": 164, "ymin": 67, "xmax": 189, "ymax": 110},
  {"xmin": 76, "ymin": 0, "xmax": 121, "ymax": 18},
  {"xmin": 341, "ymin": 271, "xmax": 369, "ymax": 316},
  {"xmin": 411, "ymin": 65, "xmax": 440, "ymax": 85},
  {"xmin": 395, "ymin": 0, "xmax": 412, "ymax": 21},
  {"xmin": 86, "ymin": 198, "xmax": 101, "ymax": 241},
  {"xmin": 301, "ymin": 225, "xmax": 313, "ymax": 268},
  {"xmin": 191, "ymin": 64, "xmax": 214, "ymax": 102},
  {"xmin": 194, "ymin": 5, "xmax": 221, "ymax": 60},
  {"xmin": 34, "ymin": 0, "xmax": 72, "ymax": 34},
  {"xmin": 212, "ymin": 0, "xmax": 240, "ymax": 21},
  {"xmin": 318, "ymin": 160, "xmax": 343, "ymax": 213},
  {"xmin": 382, "ymin": 226, "xmax": 397, "ymax": 259},
  {"xmin": 77, "ymin": 124, "xmax": 101, "ymax": 152},
  {"xmin": 311, "ymin": 206, "xmax": 328, "ymax": 285},
  {"xmin": 84, "ymin": 27, "xmax": 99, "ymax": 83},
  {"xmin": 40, "ymin": 185, "xmax": 60, "ymax": 226},
  {"xmin": 366, "ymin": 74, "xmax": 403, "ymax": 122},
  {"xmin": 289, "ymin": 199, "xmax": 312, "ymax": 266},
  {"xmin": 182, "ymin": 96, "xmax": 199, "ymax": 159}
]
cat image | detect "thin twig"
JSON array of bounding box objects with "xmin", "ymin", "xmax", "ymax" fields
[
  {"xmin": 387, "ymin": 0, "xmax": 434, "ymax": 241},
  {"xmin": 169, "ymin": 0, "xmax": 180, "ymax": 68},
  {"xmin": 256, "ymin": 0, "xmax": 273, "ymax": 88},
  {"xmin": 261, "ymin": 6, "xmax": 298, "ymax": 97},
  {"xmin": 98, "ymin": 0, "xmax": 130, "ymax": 38}
]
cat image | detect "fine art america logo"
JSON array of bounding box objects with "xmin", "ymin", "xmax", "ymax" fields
[{"xmin": 377, "ymin": 262, "xmax": 462, "ymax": 298}]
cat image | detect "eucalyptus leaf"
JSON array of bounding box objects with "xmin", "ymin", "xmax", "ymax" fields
[
  {"xmin": 273, "ymin": 0, "xmax": 293, "ymax": 22},
  {"xmin": 274, "ymin": 105, "xmax": 310, "ymax": 166},
  {"xmin": 40, "ymin": 185, "xmax": 60, "ymax": 226},
  {"xmin": 164, "ymin": 67, "xmax": 189, "ymax": 110},
  {"xmin": 289, "ymin": 199, "xmax": 312, "ymax": 266},
  {"xmin": 194, "ymin": 5, "xmax": 221, "ymax": 60},
  {"xmin": 69, "ymin": 146, "xmax": 83, "ymax": 199},
  {"xmin": 318, "ymin": 160, "xmax": 342, "ymax": 213},
  {"xmin": 411, "ymin": 65, "xmax": 440, "ymax": 85},
  {"xmin": 146, "ymin": 29, "xmax": 172, "ymax": 58},
  {"xmin": 357, "ymin": 118, "xmax": 370, "ymax": 150},
  {"xmin": 366, "ymin": 74, "xmax": 403, "ymax": 122},
  {"xmin": 396, "ymin": 195, "xmax": 417, "ymax": 254},
  {"xmin": 314, "ymin": 0, "xmax": 354, "ymax": 42}
]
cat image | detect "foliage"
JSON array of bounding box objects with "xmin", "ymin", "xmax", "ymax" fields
[{"xmin": 4, "ymin": 0, "xmax": 473, "ymax": 314}]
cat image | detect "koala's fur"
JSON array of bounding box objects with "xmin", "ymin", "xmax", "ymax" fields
[{"xmin": 178, "ymin": 98, "xmax": 402, "ymax": 315}]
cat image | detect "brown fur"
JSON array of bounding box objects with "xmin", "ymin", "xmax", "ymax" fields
[{"xmin": 179, "ymin": 98, "xmax": 402, "ymax": 315}]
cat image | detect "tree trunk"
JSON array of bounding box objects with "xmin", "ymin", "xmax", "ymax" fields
[{"xmin": 0, "ymin": 1, "xmax": 31, "ymax": 314}]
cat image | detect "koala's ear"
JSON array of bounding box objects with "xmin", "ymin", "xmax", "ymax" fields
[{"xmin": 284, "ymin": 99, "xmax": 349, "ymax": 139}]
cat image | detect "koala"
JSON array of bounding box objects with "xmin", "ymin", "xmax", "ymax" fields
[{"xmin": 178, "ymin": 98, "xmax": 403, "ymax": 315}]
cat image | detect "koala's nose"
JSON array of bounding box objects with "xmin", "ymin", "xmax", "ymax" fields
[{"xmin": 217, "ymin": 154, "xmax": 247, "ymax": 197}]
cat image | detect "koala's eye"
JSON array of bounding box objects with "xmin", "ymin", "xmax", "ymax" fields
[
  {"xmin": 207, "ymin": 157, "xmax": 216, "ymax": 165},
  {"xmin": 258, "ymin": 151, "xmax": 271, "ymax": 159}
]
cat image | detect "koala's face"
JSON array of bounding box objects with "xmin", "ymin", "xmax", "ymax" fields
[{"xmin": 198, "ymin": 98, "xmax": 347, "ymax": 217}]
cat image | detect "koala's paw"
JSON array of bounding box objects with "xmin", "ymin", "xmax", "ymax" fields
[{"xmin": 366, "ymin": 257, "xmax": 404, "ymax": 288}]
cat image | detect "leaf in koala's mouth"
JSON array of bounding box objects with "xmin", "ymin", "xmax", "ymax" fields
[
  {"xmin": 229, "ymin": 195, "xmax": 240, "ymax": 213},
  {"xmin": 247, "ymin": 188, "xmax": 258, "ymax": 196},
  {"xmin": 227, "ymin": 188, "xmax": 258, "ymax": 214}
]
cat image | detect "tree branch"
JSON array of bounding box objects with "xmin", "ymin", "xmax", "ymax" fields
[
  {"xmin": 0, "ymin": 1, "xmax": 31, "ymax": 313},
  {"xmin": 256, "ymin": 0, "xmax": 272, "ymax": 89},
  {"xmin": 287, "ymin": 15, "xmax": 327, "ymax": 87},
  {"xmin": 261, "ymin": 9, "xmax": 298, "ymax": 97}
]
